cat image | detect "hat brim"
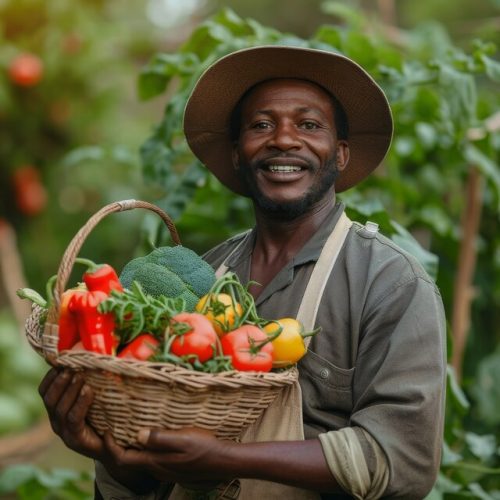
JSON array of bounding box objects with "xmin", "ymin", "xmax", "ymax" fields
[{"xmin": 183, "ymin": 45, "xmax": 393, "ymax": 195}]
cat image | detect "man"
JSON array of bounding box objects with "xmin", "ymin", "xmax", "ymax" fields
[{"xmin": 39, "ymin": 46, "xmax": 446, "ymax": 499}]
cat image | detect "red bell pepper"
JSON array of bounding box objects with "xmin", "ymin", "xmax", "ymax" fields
[
  {"xmin": 75, "ymin": 257, "xmax": 123, "ymax": 295},
  {"xmin": 57, "ymin": 285, "xmax": 87, "ymax": 351},
  {"xmin": 221, "ymin": 325, "xmax": 274, "ymax": 372},
  {"xmin": 69, "ymin": 290, "xmax": 115, "ymax": 355},
  {"xmin": 117, "ymin": 334, "xmax": 160, "ymax": 361}
]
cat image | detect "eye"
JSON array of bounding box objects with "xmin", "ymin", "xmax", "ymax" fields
[
  {"xmin": 300, "ymin": 120, "xmax": 320, "ymax": 130},
  {"xmin": 252, "ymin": 121, "xmax": 273, "ymax": 130}
]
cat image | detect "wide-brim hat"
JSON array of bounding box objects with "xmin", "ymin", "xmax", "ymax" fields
[{"xmin": 183, "ymin": 45, "xmax": 393, "ymax": 195}]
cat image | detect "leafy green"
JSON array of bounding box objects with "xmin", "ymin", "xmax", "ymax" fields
[
  {"xmin": 0, "ymin": 310, "xmax": 46, "ymax": 437},
  {"xmin": 0, "ymin": 464, "xmax": 93, "ymax": 499}
]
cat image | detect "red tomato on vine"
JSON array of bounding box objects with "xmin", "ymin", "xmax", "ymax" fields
[
  {"xmin": 221, "ymin": 325, "xmax": 274, "ymax": 372},
  {"xmin": 12, "ymin": 165, "xmax": 47, "ymax": 216},
  {"xmin": 170, "ymin": 312, "xmax": 218, "ymax": 363},
  {"xmin": 8, "ymin": 53, "xmax": 44, "ymax": 87}
]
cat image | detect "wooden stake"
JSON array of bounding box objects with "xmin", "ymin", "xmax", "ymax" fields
[{"xmin": 451, "ymin": 167, "xmax": 483, "ymax": 380}]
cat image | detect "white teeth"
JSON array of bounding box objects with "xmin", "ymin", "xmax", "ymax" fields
[{"xmin": 268, "ymin": 165, "xmax": 302, "ymax": 173}]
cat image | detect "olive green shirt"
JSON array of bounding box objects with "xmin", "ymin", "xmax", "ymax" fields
[{"xmin": 203, "ymin": 202, "xmax": 446, "ymax": 498}]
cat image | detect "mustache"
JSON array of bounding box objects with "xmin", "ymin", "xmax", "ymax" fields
[{"xmin": 255, "ymin": 153, "xmax": 313, "ymax": 168}]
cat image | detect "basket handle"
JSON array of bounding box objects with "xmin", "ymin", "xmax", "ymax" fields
[{"xmin": 48, "ymin": 199, "xmax": 181, "ymax": 318}]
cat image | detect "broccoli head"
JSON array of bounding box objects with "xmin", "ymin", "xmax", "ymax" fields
[
  {"xmin": 148, "ymin": 246, "xmax": 215, "ymax": 297},
  {"xmin": 119, "ymin": 245, "xmax": 215, "ymax": 310}
]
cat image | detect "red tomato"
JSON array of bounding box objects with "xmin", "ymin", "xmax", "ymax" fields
[
  {"xmin": 12, "ymin": 165, "xmax": 47, "ymax": 216},
  {"xmin": 117, "ymin": 334, "xmax": 160, "ymax": 361},
  {"xmin": 170, "ymin": 312, "xmax": 217, "ymax": 363},
  {"xmin": 8, "ymin": 53, "xmax": 44, "ymax": 87},
  {"xmin": 221, "ymin": 325, "xmax": 273, "ymax": 372}
]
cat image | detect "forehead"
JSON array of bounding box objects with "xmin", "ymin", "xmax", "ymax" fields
[{"xmin": 240, "ymin": 78, "xmax": 335, "ymax": 115}]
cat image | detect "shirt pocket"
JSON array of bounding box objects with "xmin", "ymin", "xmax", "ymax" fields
[{"xmin": 299, "ymin": 349, "xmax": 355, "ymax": 415}]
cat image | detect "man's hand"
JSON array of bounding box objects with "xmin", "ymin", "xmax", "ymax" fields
[
  {"xmin": 103, "ymin": 427, "xmax": 235, "ymax": 486},
  {"xmin": 38, "ymin": 368, "xmax": 159, "ymax": 494},
  {"xmin": 39, "ymin": 368, "xmax": 104, "ymax": 459}
]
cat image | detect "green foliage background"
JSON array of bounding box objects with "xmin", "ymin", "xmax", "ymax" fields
[{"xmin": 0, "ymin": 1, "xmax": 499, "ymax": 498}]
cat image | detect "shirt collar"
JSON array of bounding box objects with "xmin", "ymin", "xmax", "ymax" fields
[{"xmin": 225, "ymin": 202, "xmax": 345, "ymax": 270}]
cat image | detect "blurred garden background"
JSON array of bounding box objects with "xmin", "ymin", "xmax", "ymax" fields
[{"xmin": 0, "ymin": 0, "xmax": 499, "ymax": 498}]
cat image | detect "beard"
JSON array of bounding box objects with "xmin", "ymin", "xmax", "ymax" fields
[{"xmin": 236, "ymin": 156, "xmax": 340, "ymax": 221}]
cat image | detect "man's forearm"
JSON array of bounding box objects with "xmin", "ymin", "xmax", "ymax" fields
[{"xmin": 219, "ymin": 438, "xmax": 341, "ymax": 493}]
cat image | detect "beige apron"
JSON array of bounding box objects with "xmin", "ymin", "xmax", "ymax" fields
[{"xmin": 169, "ymin": 212, "xmax": 352, "ymax": 500}]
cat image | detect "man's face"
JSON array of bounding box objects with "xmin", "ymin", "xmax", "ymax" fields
[{"xmin": 232, "ymin": 79, "xmax": 349, "ymax": 220}]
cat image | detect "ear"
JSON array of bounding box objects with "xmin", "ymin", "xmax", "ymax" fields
[
  {"xmin": 231, "ymin": 144, "xmax": 240, "ymax": 170},
  {"xmin": 335, "ymin": 141, "xmax": 349, "ymax": 172}
]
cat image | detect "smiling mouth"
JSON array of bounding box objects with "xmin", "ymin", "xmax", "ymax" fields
[{"xmin": 266, "ymin": 165, "xmax": 304, "ymax": 173}]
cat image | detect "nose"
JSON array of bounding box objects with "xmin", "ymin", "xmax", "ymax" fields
[{"xmin": 266, "ymin": 121, "xmax": 302, "ymax": 151}]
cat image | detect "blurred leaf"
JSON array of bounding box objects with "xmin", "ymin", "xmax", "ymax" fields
[
  {"xmin": 442, "ymin": 440, "xmax": 463, "ymax": 466},
  {"xmin": 320, "ymin": 1, "xmax": 365, "ymax": 28},
  {"xmin": 390, "ymin": 221, "xmax": 439, "ymax": 280},
  {"xmin": 0, "ymin": 464, "xmax": 92, "ymax": 499},
  {"xmin": 467, "ymin": 483, "xmax": 496, "ymax": 500},
  {"xmin": 344, "ymin": 31, "xmax": 378, "ymax": 70},
  {"xmin": 426, "ymin": 472, "xmax": 462, "ymax": 497},
  {"xmin": 446, "ymin": 364, "xmax": 470, "ymax": 416},
  {"xmin": 138, "ymin": 52, "xmax": 199, "ymax": 100},
  {"xmin": 435, "ymin": 62, "xmax": 477, "ymax": 134},
  {"xmin": 464, "ymin": 433, "xmax": 497, "ymax": 462},
  {"xmin": 416, "ymin": 122, "xmax": 438, "ymax": 150},
  {"xmin": 62, "ymin": 146, "xmax": 136, "ymax": 168},
  {"xmin": 0, "ymin": 464, "xmax": 37, "ymax": 493},
  {"xmin": 464, "ymin": 145, "xmax": 500, "ymax": 211},
  {"xmin": 418, "ymin": 205, "xmax": 454, "ymax": 236},
  {"xmin": 469, "ymin": 346, "xmax": 500, "ymax": 426},
  {"xmin": 313, "ymin": 25, "xmax": 343, "ymax": 50},
  {"xmin": 479, "ymin": 54, "xmax": 500, "ymax": 82},
  {"xmin": 210, "ymin": 8, "xmax": 256, "ymax": 37}
]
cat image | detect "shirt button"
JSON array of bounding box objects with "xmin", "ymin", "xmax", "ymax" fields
[{"xmin": 319, "ymin": 368, "xmax": 329, "ymax": 379}]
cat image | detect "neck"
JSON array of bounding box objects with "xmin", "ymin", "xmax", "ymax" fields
[
  {"xmin": 247, "ymin": 192, "xmax": 337, "ymax": 299},
  {"xmin": 253, "ymin": 193, "xmax": 337, "ymax": 262}
]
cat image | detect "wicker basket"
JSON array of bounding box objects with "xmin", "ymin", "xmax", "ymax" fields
[{"xmin": 24, "ymin": 199, "xmax": 298, "ymax": 447}]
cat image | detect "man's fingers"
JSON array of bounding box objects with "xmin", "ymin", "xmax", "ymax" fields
[
  {"xmin": 66, "ymin": 381, "xmax": 94, "ymax": 431},
  {"xmin": 136, "ymin": 428, "xmax": 181, "ymax": 452},
  {"xmin": 54, "ymin": 373, "xmax": 86, "ymax": 421},
  {"xmin": 38, "ymin": 367, "xmax": 61, "ymax": 396},
  {"xmin": 40, "ymin": 369, "xmax": 73, "ymax": 409},
  {"xmin": 136, "ymin": 428, "xmax": 216, "ymax": 453},
  {"xmin": 104, "ymin": 432, "xmax": 149, "ymax": 466}
]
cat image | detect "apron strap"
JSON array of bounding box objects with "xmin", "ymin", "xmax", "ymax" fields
[
  {"xmin": 215, "ymin": 232, "xmax": 251, "ymax": 278},
  {"xmin": 297, "ymin": 211, "xmax": 353, "ymax": 343}
]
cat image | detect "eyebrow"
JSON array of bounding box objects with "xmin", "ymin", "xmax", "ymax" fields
[{"xmin": 251, "ymin": 107, "xmax": 329, "ymax": 118}]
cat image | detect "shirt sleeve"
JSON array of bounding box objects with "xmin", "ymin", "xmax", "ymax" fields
[
  {"xmin": 349, "ymin": 274, "xmax": 447, "ymax": 498},
  {"xmin": 319, "ymin": 426, "xmax": 389, "ymax": 499}
]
